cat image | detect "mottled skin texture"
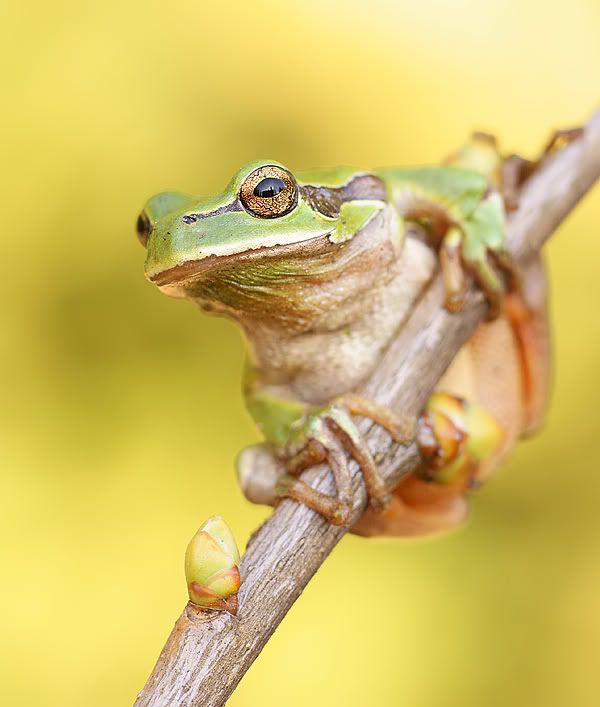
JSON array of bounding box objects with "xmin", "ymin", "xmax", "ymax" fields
[{"xmin": 138, "ymin": 139, "xmax": 549, "ymax": 535}]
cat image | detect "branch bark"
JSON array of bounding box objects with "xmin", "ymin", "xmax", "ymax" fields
[{"xmin": 134, "ymin": 109, "xmax": 600, "ymax": 707}]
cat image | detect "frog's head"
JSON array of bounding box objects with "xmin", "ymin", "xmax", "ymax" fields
[{"xmin": 137, "ymin": 160, "xmax": 391, "ymax": 324}]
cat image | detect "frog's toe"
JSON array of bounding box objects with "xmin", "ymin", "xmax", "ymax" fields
[
  {"xmin": 541, "ymin": 126, "xmax": 584, "ymax": 158},
  {"xmin": 464, "ymin": 250, "xmax": 506, "ymax": 319},
  {"xmin": 275, "ymin": 475, "xmax": 352, "ymax": 526},
  {"xmin": 286, "ymin": 438, "xmax": 327, "ymax": 477},
  {"xmin": 440, "ymin": 226, "xmax": 467, "ymax": 312},
  {"xmin": 323, "ymin": 402, "xmax": 395, "ymax": 513},
  {"xmin": 276, "ymin": 416, "xmax": 355, "ymax": 525}
]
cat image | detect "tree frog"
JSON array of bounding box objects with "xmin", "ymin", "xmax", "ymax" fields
[{"xmin": 137, "ymin": 135, "xmax": 550, "ymax": 536}]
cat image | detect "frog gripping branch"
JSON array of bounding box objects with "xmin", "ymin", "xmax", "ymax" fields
[
  {"xmin": 139, "ymin": 137, "xmax": 548, "ymax": 537},
  {"xmin": 133, "ymin": 110, "xmax": 600, "ymax": 707}
]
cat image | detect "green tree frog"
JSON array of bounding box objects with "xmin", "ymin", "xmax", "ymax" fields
[{"xmin": 137, "ymin": 135, "xmax": 550, "ymax": 537}]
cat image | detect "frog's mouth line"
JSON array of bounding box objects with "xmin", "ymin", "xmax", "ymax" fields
[{"xmin": 148, "ymin": 234, "xmax": 336, "ymax": 287}]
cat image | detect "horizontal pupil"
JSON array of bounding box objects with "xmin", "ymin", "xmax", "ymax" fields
[{"xmin": 254, "ymin": 177, "xmax": 286, "ymax": 198}]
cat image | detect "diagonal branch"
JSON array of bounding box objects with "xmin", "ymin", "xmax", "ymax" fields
[{"xmin": 134, "ymin": 109, "xmax": 600, "ymax": 707}]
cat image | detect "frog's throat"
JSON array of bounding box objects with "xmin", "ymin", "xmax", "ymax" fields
[{"xmin": 148, "ymin": 235, "xmax": 334, "ymax": 288}]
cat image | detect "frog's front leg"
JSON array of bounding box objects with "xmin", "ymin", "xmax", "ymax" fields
[
  {"xmin": 239, "ymin": 388, "xmax": 414, "ymax": 526},
  {"xmin": 354, "ymin": 264, "xmax": 549, "ymax": 538},
  {"xmin": 239, "ymin": 390, "xmax": 501, "ymax": 534},
  {"xmin": 459, "ymin": 192, "xmax": 519, "ymax": 317},
  {"xmin": 385, "ymin": 168, "xmax": 515, "ymax": 317},
  {"xmin": 425, "ymin": 192, "xmax": 511, "ymax": 317},
  {"xmin": 277, "ymin": 410, "xmax": 355, "ymax": 526}
]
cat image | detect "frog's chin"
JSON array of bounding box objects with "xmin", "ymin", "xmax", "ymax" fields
[{"xmin": 147, "ymin": 234, "xmax": 334, "ymax": 288}]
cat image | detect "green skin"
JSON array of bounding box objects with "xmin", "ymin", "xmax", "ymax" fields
[{"xmin": 139, "ymin": 156, "xmax": 509, "ymax": 518}]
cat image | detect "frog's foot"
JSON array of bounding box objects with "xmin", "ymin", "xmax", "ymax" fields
[
  {"xmin": 416, "ymin": 393, "xmax": 503, "ymax": 485},
  {"xmin": 501, "ymin": 127, "xmax": 584, "ymax": 211},
  {"xmin": 276, "ymin": 428, "xmax": 353, "ymax": 526},
  {"xmin": 500, "ymin": 155, "xmax": 536, "ymax": 212},
  {"xmin": 540, "ymin": 126, "xmax": 584, "ymax": 159},
  {"xmin": 276, "ymin": 395, "xmax": 414, "ymax": 526},
  {"xmin": 353, "ymin": 393, "xmax": 504, "ymax": 537}
]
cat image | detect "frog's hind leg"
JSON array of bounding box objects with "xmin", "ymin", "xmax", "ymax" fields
[
  {"xmin": 396, "ymin": 179, "xmax": 511, "ymax": 316},
  {"xmin": 504, "ymin": 256, "xmax": 550, "ymax": 434},
  {"xmin": 352, "ymin": 474, "xmax": 471, "ymax": 538},
  {"xmin": 354, "ymin": 257, "xmax": 550, "ymax": 537},
  {"xmin": 353, "ymin": 393, "xmax": 503, "ymax": 537},
  {"xmin": 459, "ymin": 191, "xmax": 512, "ymax": 318}
]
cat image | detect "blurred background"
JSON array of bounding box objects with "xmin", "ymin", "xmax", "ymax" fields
[{"xmin": 1, "ymin": 1, "xmax": 599, "ymax": 705}]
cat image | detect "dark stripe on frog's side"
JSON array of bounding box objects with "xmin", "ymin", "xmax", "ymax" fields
[
  {"xmin": 300, "ymin": 174, "xmax": 387, "ymax": 218},
  {"xmin": 182, "ymin": 201, "xmax": 244, "ymax": 223},
  {"xmin": 179, "ymin": 173, "xmax": 387, "ymax": 224}
]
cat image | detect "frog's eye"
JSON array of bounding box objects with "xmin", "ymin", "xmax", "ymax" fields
[
  {"xmin": 136, "ymin": 211, "xmax": 152, "ymax": 248},
  {"xmin": 240, "ymin": 165, "xmax": 298, "ymax": 218}
]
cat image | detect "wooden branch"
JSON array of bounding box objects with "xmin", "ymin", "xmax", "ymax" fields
[{"xmin": 134, "ymin": 109, "xmax": 600, "ymax": 707}]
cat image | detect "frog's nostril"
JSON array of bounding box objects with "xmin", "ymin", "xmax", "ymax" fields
[{"xmin": 182, "ymin": 214, "xmax": 198, "ymax": 224}]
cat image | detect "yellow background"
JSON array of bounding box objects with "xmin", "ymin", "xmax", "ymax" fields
[{"xmin": 2, "ymin": 1, "xmax": 599, "ymax": 705}]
